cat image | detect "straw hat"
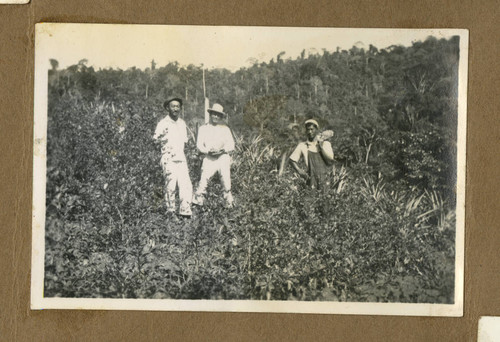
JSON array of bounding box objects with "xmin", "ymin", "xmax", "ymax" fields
[{"xmin": 207, "ymin": 103, "xmax": 226, "ymax": 116}]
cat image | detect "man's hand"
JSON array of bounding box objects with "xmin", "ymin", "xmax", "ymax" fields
[
  {"xmin": 290, "ymin": 159, "xmax": 309, "ymax": 180},
  {"xmin": 316, "ymin": 140, "xmax": 324, "ymax": 151},
  {"xmin": 297, "ymin": 169, "xmax": 309, "ymax": 180},
  {"xmin": 208, "ymin": 148, "xmax": 224, "ymax": 156},
  {"xmin": 156, "ymin": 132, "xmax": 168, "ymax": 142}
]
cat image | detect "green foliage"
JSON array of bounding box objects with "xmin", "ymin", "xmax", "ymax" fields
[
  {"xmin": 45, "ymin": 128, "xmax": 455, "ymax": 302},
  {"xmin": 44, "ymin": 36, "xmax": 458, "ymax": 303}
]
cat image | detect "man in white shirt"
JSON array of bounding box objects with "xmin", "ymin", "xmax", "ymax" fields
[
  {"xmin": 289, "ymin": 119, "xmax": 334, "ymax": 190},
  {"xmin": 154, "ymin": 97, "xmax": 193, "ymax": 217},
  {"xmin": 192, "ymin": 103, "xmax": 235, "ymax": 207}
]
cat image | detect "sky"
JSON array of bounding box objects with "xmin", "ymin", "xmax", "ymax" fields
[{"xmin": 36, "ymin": 24, "xmax": 462, "ymax": 72}]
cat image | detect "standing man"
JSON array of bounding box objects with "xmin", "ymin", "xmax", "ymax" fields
[
  {"xmin": 289, "ymin": 119, "xmax": 334, "ymax": 190},
  {"xmin": 193, "ymin": 103, "xmax": 235, "ymax": 208},
  {"xmin": 154, "ymin": 96, "xmax": 193, "ymax": 217}
]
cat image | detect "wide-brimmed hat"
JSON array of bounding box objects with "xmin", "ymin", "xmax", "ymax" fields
[
  {"xmin": 304, "ymin": 119, "xmax": 319, "ymax": 128},
  {"xmin": 163, "ymin": 96, "xmax": 183, "ymax": 109},
  {"xmin": 207, "ymin": 103, "xmax": 226, "ymax": 116}
]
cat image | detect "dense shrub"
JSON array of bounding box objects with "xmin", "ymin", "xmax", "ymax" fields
[{"xmin": 45, "ymin": 110, "xmax": 455, "ymax": 302}]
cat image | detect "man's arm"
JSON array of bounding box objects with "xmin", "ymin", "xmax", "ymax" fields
[
  {"xmin": 289, "ymin": 143, "xmax": 308, "ymax": 179},
  {"xmin": 196, "ymin": 125, "xmax": 210, "ymax": 154},
  {"xmin": 223, "ymin": 126, "xmax": 235, "ymax": 153},
  {"xmin": 153, "ymin": 120, "xmax": 164, "ymax": 140},
  {"xmin": 290, "ymin": 160, "xmax": 308, "ymax": 179}
]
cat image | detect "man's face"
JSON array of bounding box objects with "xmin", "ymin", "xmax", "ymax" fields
[
  {"xmin": 210, "ymin": 112, "xmax": 223, "ymax": 125},
  {"xmin": 167, "ymin": 100, "xmax": 181, "ymax": 121},
  {"xmin": 306, "ymin": 124, "xmax": 318, "ymax": 141}
]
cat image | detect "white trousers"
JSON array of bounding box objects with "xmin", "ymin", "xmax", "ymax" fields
[
  {"xmin": 194, "ymin": 154, "xmax": 233, "ymax": 205},
  {"xmin": 161, "ymin": 158, "xmax": 192, "ymax": 216}
]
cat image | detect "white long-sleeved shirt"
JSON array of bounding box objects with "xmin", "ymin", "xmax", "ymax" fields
[
  {"xmin": 196, "ymin": 124, "xmax": 235, "ymax": 155},
  {"xmin": 153, "ymin": 116, "xmax": 188, "ymax": 162}
]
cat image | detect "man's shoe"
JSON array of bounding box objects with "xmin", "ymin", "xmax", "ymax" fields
[{"xmin": 192, "ymin": 194, "xmax": 204, "ymax": 206}]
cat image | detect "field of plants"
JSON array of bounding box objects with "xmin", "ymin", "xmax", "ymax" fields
[{"xmin": 44, "ymin": 36, "xmax": 458, "ymax": 302}]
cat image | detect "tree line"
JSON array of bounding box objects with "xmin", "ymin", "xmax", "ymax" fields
[{"xmin": 48, "ymin": 35, "xmax": 460, "ymax": 199}]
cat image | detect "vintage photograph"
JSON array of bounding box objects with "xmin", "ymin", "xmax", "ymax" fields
[{"xmin": 32, "ymin": 24, "xmax": 467, "ymax": 315}]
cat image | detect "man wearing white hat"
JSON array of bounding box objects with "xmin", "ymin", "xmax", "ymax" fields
[
  {"xmin": 193, "ymin": 103, "xmax": 235, "ymax": 207},
  {"xmin": 154, "ymin": 96, "xmax": 193, "ymax": 217},
  {"xmin": 289, "ymin": 119, "xmax": 334, "ymax": 189}
]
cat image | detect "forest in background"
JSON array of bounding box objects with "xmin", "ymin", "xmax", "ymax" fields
[{"xmin": 44, "ymin": 36, "xmax": 459, "ymax": 302}]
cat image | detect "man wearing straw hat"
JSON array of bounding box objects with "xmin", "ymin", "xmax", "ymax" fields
[
  {"xmin": 289, "ymin": 119, "xmax": 334, "ymax": 190},
  {"xmin": 154, "ymin": 96, "xmax": 193, "ymax": 217},
  {"xmin": 193, "ymin": 103, "xmax": 235, "ymax": 208}
]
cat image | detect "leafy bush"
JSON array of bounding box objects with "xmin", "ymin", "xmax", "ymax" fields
[{"xmin": 45, "ymin": 117, "xmax": 455, "ymax": 302}]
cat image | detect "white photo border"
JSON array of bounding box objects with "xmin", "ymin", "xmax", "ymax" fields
[{"xmin": 31, "ymin": 24, "xmax": 468, "ymax": 316}]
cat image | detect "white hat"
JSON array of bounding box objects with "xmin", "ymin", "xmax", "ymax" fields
[{"xmin": 207, "ymin": 103, "xmax": 226, "ymax": 116}]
